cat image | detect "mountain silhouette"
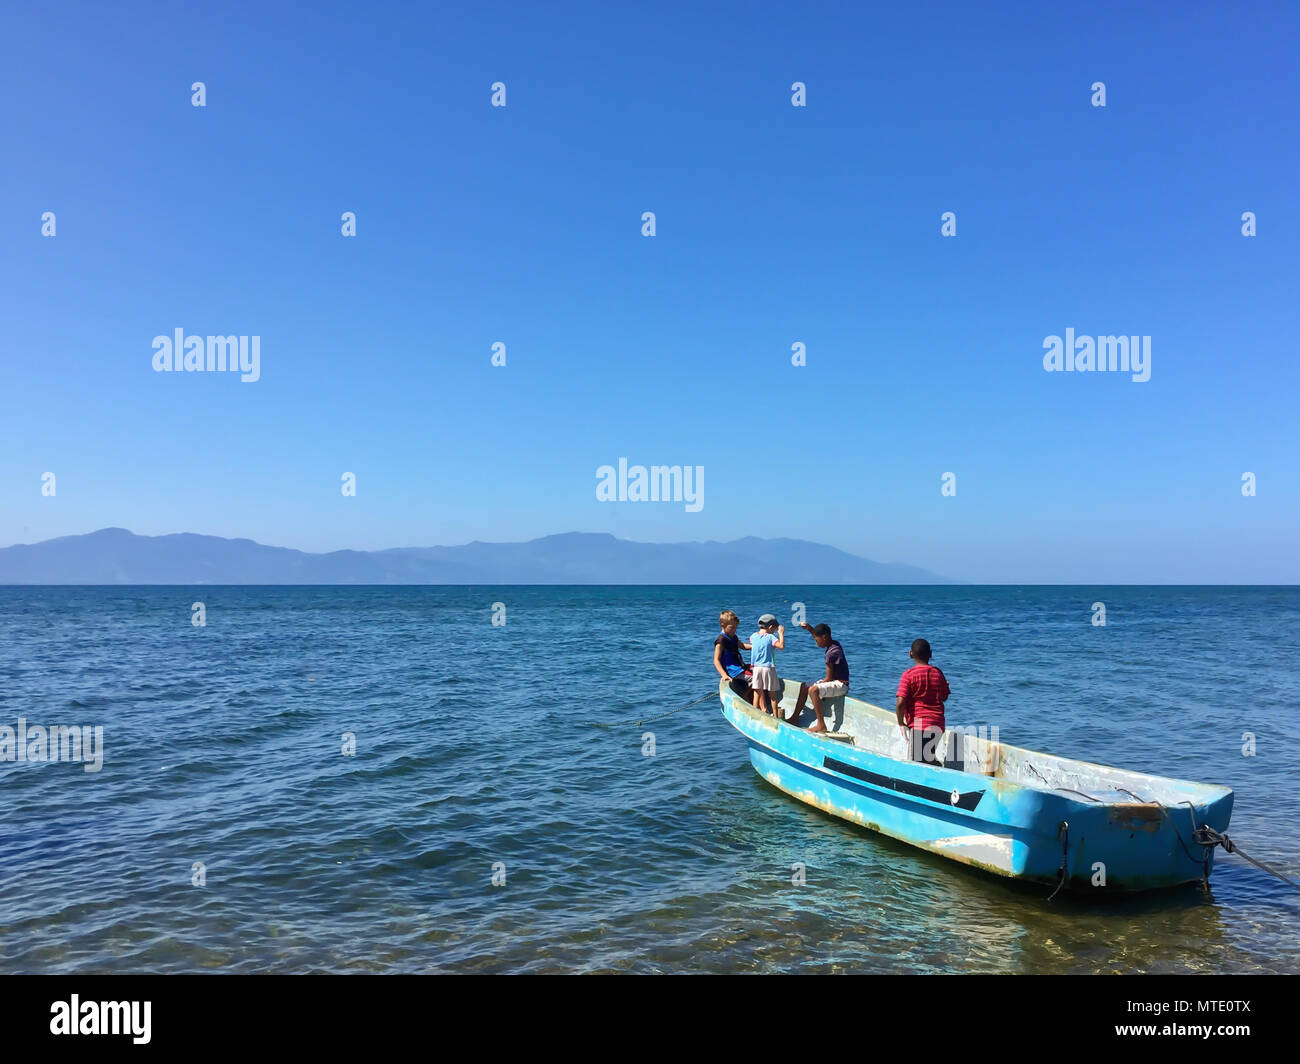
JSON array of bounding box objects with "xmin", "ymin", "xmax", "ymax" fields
[{"xmin": 0, "ymin": 528, "xmax": 954, "ymax": 584}]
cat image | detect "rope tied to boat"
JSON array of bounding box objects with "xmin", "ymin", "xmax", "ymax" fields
[
  {"xmin": 585, "ymin": 690, "xmax": 719, "ymax": 729},
  {"xmin": 1117, "ymin": 790, "xmax": 1300, "ymax": 895},
  {"xmin": 1171, "ymin": 798, "xmax": 1299, "ymax": 892},
  {"xmin": 1189, "ymin": 819, "xmax": 1300, "ymax": 894}
]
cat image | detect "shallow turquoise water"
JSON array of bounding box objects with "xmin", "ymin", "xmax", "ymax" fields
[{"xmin": 0, "ymin": 585, "xmax": 1296, "ymax": 973}]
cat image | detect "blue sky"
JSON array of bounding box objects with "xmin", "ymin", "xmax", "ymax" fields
[{"xmin": 2, "ymin": 1, "xmax": 1297, "ymax": 582}]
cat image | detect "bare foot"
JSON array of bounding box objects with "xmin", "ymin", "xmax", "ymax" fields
[
  {"xmin": 808, "ymin": 723, "xmax": 828, "ymax": 734},
  {"xmin": 784, "ymin": 710, "xmax": 801, "ymax": 725}
]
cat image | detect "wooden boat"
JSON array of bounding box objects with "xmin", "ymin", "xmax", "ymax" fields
[{"xmin": 720, "ymin": 678, "xmax": 1234, "ymax": 893}]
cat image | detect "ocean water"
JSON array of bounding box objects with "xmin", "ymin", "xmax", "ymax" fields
[{"xmin": 0, "ymin": 585, "xmax": 1297, "ymax": 974}]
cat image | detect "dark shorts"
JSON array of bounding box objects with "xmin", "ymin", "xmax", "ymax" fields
[{"xmin": 907, "ymin": 726, "xmax": 944, "ymax": 765}]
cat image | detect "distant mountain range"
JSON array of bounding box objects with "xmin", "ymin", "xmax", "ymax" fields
[{"xmin": 0, "ymin": 528, "xmax": 954, "ymax": 585}]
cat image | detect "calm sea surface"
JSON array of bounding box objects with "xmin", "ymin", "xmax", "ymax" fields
[{"xmin": 1, "ymin": 585, "xmax": 1297, "ymax": 974}]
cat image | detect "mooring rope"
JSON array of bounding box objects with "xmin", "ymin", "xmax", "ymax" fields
[
  {"xmin": 585, "ymin": 690, "xmax": 719, "ymax": 729},
  {"xmin": 1111, "ymin": 789, "xmax": 1300, "ymax": 895},
  {"xmin": 1177, "ymin": 801, "xmax": 1300, "ymax": 894}
]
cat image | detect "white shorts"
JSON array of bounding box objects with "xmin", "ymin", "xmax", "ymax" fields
[
  {"xmin": 750, "ymin": 666, "xmax": 781, "ymax": 692},
  {"xmin": 808, "ymin": 680, "xmax": 847, "ymax": 699}
]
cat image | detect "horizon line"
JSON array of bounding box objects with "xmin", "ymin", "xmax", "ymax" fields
[{"xmin": 3, "ymin": 582, "xmax": 1298, "ymax": 589}]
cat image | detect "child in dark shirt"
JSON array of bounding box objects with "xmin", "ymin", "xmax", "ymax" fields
[
  {"xmin": 790, "ymin": 622, "xmax": 850, "ymax": 733},
  {"xmin": 713, "ymin": 609, "xmax": 753, "ymax": 703}
]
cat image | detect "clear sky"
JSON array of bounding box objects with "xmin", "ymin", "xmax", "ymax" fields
[{"xmin": 2, "ymin": 1, "xmax": 1297, "ymax": 582}]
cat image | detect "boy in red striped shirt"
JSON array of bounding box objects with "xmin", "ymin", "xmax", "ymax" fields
[{"xmin": 895, "ymin": 638, "xmax": 950, "ymax": 765}]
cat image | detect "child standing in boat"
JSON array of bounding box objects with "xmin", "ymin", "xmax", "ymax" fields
[
  {"xmin": 748, "ymin": 614, "xmax": 786, "ymax": 716},
  {"xmin": 896, "ymin": 638, "xmax": 950, "ymax": 764}
]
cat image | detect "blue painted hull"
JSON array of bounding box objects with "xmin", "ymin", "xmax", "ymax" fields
[{"xmin": 721, "ymin": 683, "xmax": 1234, "ymax": 893}]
